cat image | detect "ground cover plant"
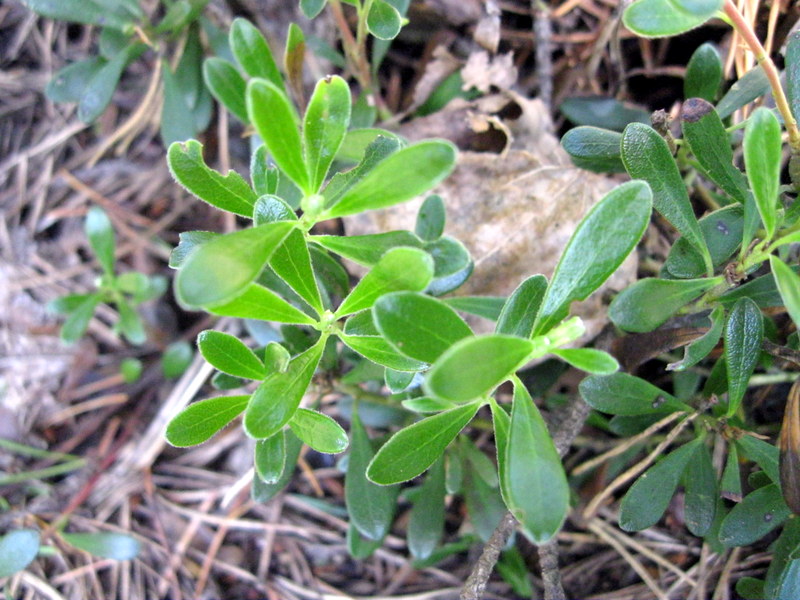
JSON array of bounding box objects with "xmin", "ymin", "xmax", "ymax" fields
[{"xmin": 3, "ymin": 0, "xmax": 800, "ymax": 598}]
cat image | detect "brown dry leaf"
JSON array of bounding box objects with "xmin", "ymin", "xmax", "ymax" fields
[
  {"xmin": 461, "ymin": 51, "xmax": 518, "ymax": 94},
  {"xmin": 474, "ymin": 0, "xmax": 501, "ymax": 52},
  {"xmin": 345, "ymin": 93, "xmax": 636, "ymax": 339}
]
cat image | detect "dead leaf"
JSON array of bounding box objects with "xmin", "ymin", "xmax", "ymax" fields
[{"xmin": 461, "ymin": 51, "xmax": 518, "ymax": 94}]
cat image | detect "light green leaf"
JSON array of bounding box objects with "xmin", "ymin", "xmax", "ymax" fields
[
  {"xmin": 415, "ymin": 195, "xmax": 446, "ymax": 241},
  {"xmin": 175, "ymin": 221, "xmax": 294, "ymax": 309},
  {"xmin": 619, "ymin": 439, "xmax": 702, "ymax": 531},
  {"xmin": 736, "ymin": 434, "xmax": 780, "ymax": 484},
  {"xmin": 167, "ymin": 140, "xmax": 257, "ymax": 217},
  {"xmin": 490, "ymin": 398, "xmax": 511, "ymax": 504},
  {"xmin": 724, "ymin": 297, "xmax": 764, "ymax": 416},
  {"xmin": 60, "ymin": 294, "xmax": 101, "ymax": 344},
  {"xmin": 744, "ymin": 107, "xmax": 782, "ymax": 240},
  {"xmin": 771, "ymin": 256, "xmax": 800, "ymax": 329},
  {"xmin": 335, "ymin": 247, "xmax": 433, "ymax": 317},
  {"xmin": 425, "ymin": 335, "xmax": 534, "ymax": 403},
  {"xmin": 367, "ymin": 400, "xmax": 481, "ymax": 485},
  {"xmin": 169, "ymin": 231, "xmax": 217, "ymax": 269},
  {"xmin": 248, "ymin": 79, "xmax": 309, "ymax": 192},
  {"xmin": 622, "ymin": 0, "xmax": 723, "ymax": 38},
  {"xmin": 535, "ymin": 180, "xmax": 653, "ymax": 333},
  {"xmin": 311, "ymin": 231, "xmax": 423, "ymax": 267},
  {"xmin": 61, "ymin": 532, "xmax": 139, "ymax": 561},
  {"xmin": 340, "ymin": 333, "xmax": 427, "ymax": 372},
  {"xmin": 367, "ymin": 0, "xmax": 402, "ymax": 40},
  {"xmin": 551, "ymin": 348, "xmax": 619, "ymax": 375},
  {"xmin": 207, "ymin": 283, "xmax": 315, "ymax": 325},
  {"xmin": 443, "ymin": 296, "xmax": 506, "ymax": 321},
  {"xmin": 243, "ymin": 339, "xmax": 324, "ymax": 439},
  {"xmin": 269, "ymin": 229, "xmax": 322, "ymax": 314},
  {"xmin": 322, "ymin": 141, "xmax": 457, "ymax": 219},
  {"xmin": 283, "ymin": 24, "xmax": 305, "ymax": 106},
  {"xmin": 251, "ymin": 146, "xmax": 280, "ymax": 196},
  {"xmin": 495, "ymin": 275, "xmax": 547, "ymax": 338},
  {"xmin": 251, "ymin": 430, "xmax": 302, "ymax": 502},
  {"xmin": 407, "ymin": 456, "xmax": 446, "ymax": 559},
  {"xmin": 197, "ymin": 330, "xmax": 265, "ymax": 380},
  {"xmin": 0, "ymin": 529, "xmax": 39, "ymax": 578},
  {"xmin": 253, "ymin": 195, "xmax": 295, "ymax": 226},
  {"xmin": 289, "ymin": 408, "xmax": 348, "ymax": 454},
  {"xmin": 85, "ymin": 206, "xmax": 115, "ymax": 276},
  {"xmin": 230, "ymin": 18, "xmax": 283, "ymax": 89},
  {"xmin": 385, "ymin": 368, "xmax": 415, "ymax": 393},
  {"xmin": 304, "ymin": 75, "xmax": 351, "ymax": 192},
  {"xmin": 579, "ymin": 372, "xmax": 691, "ymax": 415},
  {"xmin": 373, "ymin": 291, "xmax": 472, "ymax": 363},
  {"xmin": 203, "ymin": 57, "xmax": 248, "ymax": 122},
  {"xmin": 685, "ymin": 42, "xmax": 722, "ymax": 102},
  {"xmin": 162, "ymin": 340, "xmax": 193, "ymax": 378},
  {"xmin": 401, "ymin": 397, "xmax": 457, "ymax": 413},
  {"xmin": 254, "ymin": 431, "xmax": 285, "ymax": 484},
  {"xmin": 719, "ymin": 484, "xmax": 790, "ymax": 546},
  {"xmin": 116, "ymin": 300, "xmax": 146, "ymax": 345},
  {"xmin": 165, "ymin": 395, "xmax": 250, "ymax": 447},
  {"xmin": 505, "ymin": 381, "xmax": 568, "ymax": 543}
]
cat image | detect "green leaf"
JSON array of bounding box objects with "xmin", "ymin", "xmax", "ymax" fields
[
  {"xmin": 22, "ymin": 0, "xmax": 134, "ymax": 30},
  {"xmin": 721, "ymin": 443, "xmax": 742, "ymax": 501},
  {"xmin": 243, "ymin": 339, "xmax": 324, "ymax": 439},
  {"xmin": 253, "ymin": 195, "xmax": 295, "ymax": 226},
  {"xmin": 489, "ymin": 399, "xmax": 511, "ymax": 503},
  {"xmin": 300, "ymin": 0, "xmax": 327, "ymax": 19},
  {"xmin": 495, "ymin": 275, "xmax": 547, "ymax": 338},
  {"xmin": 269, "ymin": 229, "xmax": 322, "ymax": 314},
  {"xmin": 771, "ymin": 256, "xmax": 800, "ymax": 329},
  {"xmin": 61, "ymin": 532, "xmax": 139, "ymax": 560},
  {"xmin": 560, "ymin": 126, "xmax": 625, "ymax": 173},
  {"xmin": 206, "ymin": 283, "xmax": 315, "ymax": 325},
  {"xmin": 85, "ymin": 206, "xmax": 115, "ymax": 276},
  {"xmin": 230, "ymin": 18, "xmax": 283, "ymax": 89},
  {"xmin": 165, "ymin": 395, "xmax": 249, "ymax": 447},
  {"xmin": 505, "ymin": 381, "xmax": 568, "ymax": 543},
  {"xmin": 402, "ymin": 397, "xmax": 456, "ymax": 413},
  {"xmin": 426, "ymin": 335, "xmax": 534, "ymax": 403},
  {"xmin": 251, "ymin": 146, "xmax": 280, "ymax": 196},
  {"xmin": 367, "ymin": 0, "xmax": 402, "ymax": 40},
  {"xmin": 248, "ymin": 79, "xmax": 309, "ymax": 193},
  {"xmin": 681, "ymin": 99, "xmax": 748, "ymax": 204},
  {"xmin": 346, "ymin": 408, "xmax": 397, "ymax": 539},
  {"xmin": 167, "ymin": 140, "xmax": 257, "ymax": 217},
  {"xmin": 48, "ymin": 293, "xmax": 95, "ymax": 315},
  {"xmin": 407, "ymin": 456, "xmax": 446, "ymax": 559},
  {"xmin": 619, "ymin": 439, "xmax": 702, "ymax": 531},
  {"xmin": 716, "ymin": 65, "xmax": 770, "ymax": 120},
  {"xmin": 283, "ymin": 24, "xmax": 306, "ymax": 105},
  {"xmin": 579, "ymin": 373, "xmax": 690, "ymax": 415},
  {"xmin": 683, "ymin": 443, "xmax": 716, "ymax": 536},
  {"xmin": 415, "ymin": 195, "xmax": 446, "ymax": 241},
  {"xmin": 175, "ymin": 221, "xmax": 294, "ymax": 309},
  {"xmin": 169, "ymin": 231, "xmax": 217, "ymax": 269},
  {"xmin": 551, "ymin": 348, "xmax": 619, "ymax": 375},
  {"xmin": 736, "ymin": 434, "xmax": 780, "ymax": 484},
  {"xmin": 463, "ymin": 457, "xmax": 506, "ymax": 541},
  {"xmin": 685, "ymin": 42, "xmax": 722, "ymax": 102},
  {"xmin": 116, "ymin": 300, "xmax": 146, "ymax": 345},
  {"xmin": 252, "ymin": 430, "xmax": 302, "ymax": 502},
  {"xmin": 621, "ymin": 123, "xmax": 710, "ymax": 271},
  {"xmin": 385, "ymin": 368, "xmax": 415, "ymax": 393},
  {"xmin": 197, "ymin": 330, "xmax": 265, "ymax": 380},
  {"xmin": 719, "ymin": 484, "xmax": 790, "ymax": 546},
  {"xmin": 335, "ymin": 247, "xmax": 434, "ymax": 317},
  {"xmin": 289, "ymin": 408, "xmax": 348, "ymax": 453},
  {"xmin": 443, "ymin": 296, "xmax": 506, "ymax": 321},
  {"xmin": 203, "ymin": 57, "xmax": 248, "ymax": 122},
  {"xmin": 622, "ymin": 0, "xmax": 723, "ymax": 38},
  {"xmin": 60, "ymin": 294, "xmax": 101, "ymax": 344},
  {"xmin": 663, "ymin": 204, "xmax": 744, "ymax": 279},
  {"xmin": 340, "ymin": 333, "xmax": 427, "ymax": 372},
  {"xmin": 311, "ymin": 231, "xmax": 422, "ymax": 267},
  {"xmin": 788, "ymin": 31, "xmax": 800, "ymax": 122},
  {"xmin": 0, "ymin": 529, "xmax": 39, "ymax": 578},
  {"xmin": 367, "ymin": 400, "xmax": 481, "ymax": 485},
  {"xmin": 160, "ymin": 61, "xmax": 198, "ymax": 146},
  {"xmin": 765, "ymin": 517, "xmax": 800, "ymax": 598},
  {"xmin": 609, "ymin": 277, "xmax": 718, "ymax": 333},
  {"xmin": 667, "ymin": 305, "xmax": 725, "ymax": 371},
  {"xmin": 304, "ymin": 75, "xmax": 351, "ymax": 192},
  {"xmin": 373, "ymin": 291, "xmax": 472, "ymax": 363},
  {"xmin": 324, "ymin": 135, "xmax": 402, "ymax": 207},
  {"xmin": 79, "ymin": 43, "xmax": 145, "ymax": 122},
  {"xmin": 120, "ymin": 357, "xmax": 142, "ymax": 383},
  {"xmin": 162, "ymin": 340, "xmax": 193, "ymax": 378},
  {"xmin": 322, "ymin": 141, "xmax": 457, "ymax": 219},
  {"xmin": 46, "ymin": 57, "xmax": 105, "ymax": 103},
  {"xmin": 724, "ymin": 297, "xmax": 764, "ymax": 416},
  {"xmin": 559, "ymin": 96, "xmax": 650, "ymax": 132},
  {"xmin": 744, "ymin": 107, "xmax": 782, "ymax": 240},
  {"xmin": 535, "ymin": 180, "xmax": 653, "ymax": 333},
  {"xmin": 254, "ymin": 431, "xmax": 285, "ymax": 484}
]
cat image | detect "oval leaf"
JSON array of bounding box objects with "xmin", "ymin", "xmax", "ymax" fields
[
  {"xmin": 684, "ymin": 42, "xmax": 722, "ymax": 102},
  {"xmin": 85, "ymin": 206, "xmax": 115, "ymax": 276},
  {"xmin": 496, "ymin": 275, "xmax": 547, "ymax": 338},
  {"xmin": 724, "ymin": 297, "xmax": 764, "ymax": 416},
  {"xmin": 207, "ymin": 283, "xmax": 316, "ymax": 325},
  {"xmin": 340, "ymin": 333, "xmax": 427, "ymax": 372},
  {"xmin": 551, "ymin": 348, "xmax": 619, "ymax": 375},
  {"xmin": 78, "ymin": 43, "xmax": 145, "ymax": 122},
  {"xmin": 366, "ymin": 0, "xmax": 402, "ymax": 40},
  {"xmin": 416, "ymin": 194, "xmax": 446, "ymax": 241},
  {"xmin": 304, "ymin": 75, "xmax": 352, "ymax": 192},
  {"xmin": 254, "ymin": 431, "xmax": 286, "ymax": 484},
  {"xmin": 683, "ymin": 442, "xmax": 717, "ymax": 536},
  {"xmin": 771, "ymin": 256, "xmax": 800, "ymax": 329},
  {"xmin": 744, "ymin": 107, "xmax": 782, "ymax": 240},
  {"xmin": 197, "ymin": 330, "xmax": 265, "ymax": 380},
  {"xmin": 203, "ymin": 57, "xmax": 248, "ymax": 123},
  {"xmin": 270, "ymin": 228, "xmax": 323, "ymax": 314},
  {"xmin": 622, "ymin": 0, "xmax": 723, "ymax": 38},
  {"xmin": 165, "ymin": 395, "xmax": 250, "ymax": 447},
  {"xmin": 719, "ymin": 483, "xmax": 790, "ymax": 547},
  {"xmin": 407, "ymin": 456, "xmax": 446, "ymax": 559},
  {"xmin": 61, "ymin": 532, "xmax": 140, "ymax": 561},
  {"xmin": 579, "ymin": 372, "xmax": 690, "ymax": 415},
  {"xmin": 0, "ymin": 529, "xmax": 40, "ymax": 578},
  {"xmin": 289, "ymin": 408, "xmax": 348, "ymax": 454},
  {"xmin": 561, "ymin": 126, "xmax": 625, "ymax": 173},
  {"xmin": 230, "ymin": 18, "xmax": 283, "ymax": 88}
]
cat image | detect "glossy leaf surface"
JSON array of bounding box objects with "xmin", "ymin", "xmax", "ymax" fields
[
  {"xmin": 311, "ymin": 231, "xmax": 423, "ymax": 267},
  {"xmin": 684, "ymin": 42, "xmax": 722, "ymax": 101},
  {"xmin": 203, "ymin": 57, "xmax": 248, "ymax": 122},
  {"xmin": 197, "ymin": 330, "xmax": 265, "ymax": 380},
  {"xmin": 340, "ymin": 333, "xmax": 427, "ymax": 372},
  {"xmin": 207, "ymin": 283, "xmax": 316, "ymax": 325},
  {"xmin": 770, "ymin": 256, "xmax": 800, "ymax": 328},
  {"xmin": 724, "ymin": 297, "xmax": 764, "ymax": 416},
  {"xmin": 254, "ymin": 431, "xmax": 285, "ymax": 484},
  {"xmin": 623, "ymin": 0, "xmax": 723, "ymax": 38},
  {"xmin": 270, "ymin": 228, "xmax": 322, "ymax": 314},
  {"xmin": 230, "ymin": 18, "xmax": 283, "ymax": 88},
  {"xmin": 579, "ymin": 373, "xmax": 690, "ymax": 415},
  {"xmin": 165, "ymin": 395, "xmax": 249, "ymax": 447},
  {"xmin": 551, "ymin": 348, "xmax": 619, "ymax": 374},
  {"xmin": 496, "ymin": 275, "xmax": 547, "ymax": 338},
  {"xmin": 289, "ymin": 408, "xmax": 348, "ymax": 454},
  {"xmin": 304, "ymin": 76, "xmax": 351, "ymax": 192},
  {"xmin": 367, "ymin": 0, "xmax": 402, "ymax": 40}
]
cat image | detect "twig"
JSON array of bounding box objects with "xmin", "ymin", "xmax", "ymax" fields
[
  {"xmin": 539, "ymin": 540, "xmax": 566, "ymax": 600},
  {"xmin": 533, "ymin": 1, "xmax": 553, "ymax": 110},
  {"xmin": 460, "ymin": 512, "xmax": 518, "ymax": 600}
]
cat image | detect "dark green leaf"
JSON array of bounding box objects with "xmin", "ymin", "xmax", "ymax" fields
[
  {"xmin": 425, "ymin": 335, "xmax": 534, "ymax": 403},
  {"xmin": 619, "ymin": 439, "xmax": 702, "ymax": 531},
  {"xmin": 322, "ymin": 141, "xmax": 457, "ymax": 219},
  {"xmin": 48, "ymin": 293, "xmax": 95, "ymax": 315},
  {"xmin": 269, "ymin": 229, "xmax": 322, "ymax": 314},
  {"xmin": 505, "ymin": 381, "xmax": 568, "ymax": 543},
  {"xmin": 771, "ymin": 256, "xmax": 800, "ymax": 328},
  {"xmin": 251, "ymin": 430, "xmax": 302, "ymax": 502},
  {"xmin": 340, "ymin": 333, "xmax": 427, "ymax": 372},
  {"xmin": 160, "ymin": 61, "xmax": 198, "ymax": 146},
  {"xmin": 559, "ymin": 96, "xmax": 649, "ymax": 131},
  {"xmin": 719, "ymin": 484, "xmax": 790, "ymax": 546},
  {"xmin": 203, "ymin": 57, "xmax": 248, "ymax": 122},
  {"xmin": 197, "ymin": 330, "xmax": 265, "ymax": 380},
  {"xmin": 366, "ymin": 0, "xmax": 402, "ymax": 40},
  {"xmin": 61, "ymin": 532, "xmax": 139, "ymax": 560},
  {"xmin": 207, "ymin": 283, "xmax": 316, "ymax": 324},
  {"xmin": 551, "ymin": 348, "xmax": 619, "ymax": 374},
  {"xmin": 79, "ymin": 43, "xmax": 145, "ymax": 122},
  {"xmin": 681, "ymin": 98, "xmax": 748, "ymax": 204},
  {"xmin": 721, "ymin": 443, "xmax": 742, "ymax": 501},
  {"xmin": 46, "ymin": 57, "xmax": 105, "ymax": 103},
  {"xmin": 347, "ymin": 523, "xmax": 384, "ymax": 558},
  {"xmin": 168, "ymin": 140, "xmax": 257, "ymax": 217},
  {"xmin": 23, "ymin": 0, "xmax": 134, "ymax": 30},
  {"xmin": 300, "ymin": 0, "xmax": 327, "ymax": 19},
  {"xmin": 443, "ymin": 296, "xmax": 506, "ymax": 321},
  {"xmin": 335, "ymin": 247, "xmax": 433, "ymax": 317},
  {"xmin": 346, "ymin": 408, "xmax": 396, "ymax": 540},
  {"xmin": 560, "ymin": 126, "xmax": 625, "ymax": 173},
  {"xmin": 415, "ymin": 195, "xmax": 446, "ymax": 241},
  {"xmin": 736, "ymin": 578, "xmax": 766, "ymax": 600},
  {"xmin": 304, "ymin": 75, "xmax": 351, "ymax": 192},
  {"xmin": 289, "ymin": 408, "xmax": 348, "ymax": 453},
  {"xmin": 162, "ymin": 340, "xmax": 193, "ymax": 379},
  {"xmin": 609, "ymin": 277, "xmax": 718, "ymax": 333},
  {"xmin": 622, "ymin": 0, "xmax": 723, "ymax": 38},
  {"xmin": 490, "ymin": 398, "xmax": 511, "ymax": 503},
  {"xmin": 716, "ymin": 65, "xmax": 770, "ymax": 120},
  {"xmin": 579, "ymin": 373, "xmax": 690, "ymax": 415},
  {"xmin": 667, "ymin": 305, "xmax": 725, "ymax": 371},
  {"xmin": 175, "ymin": 221, "xmax": 294, "ymax": 309},
  {"xmin": 230, "ymin": 18, "xmax": 283, "ymax": 89},
  {"xmin": 254, "ymin": 431, "xmax": 285, "ymax": 483},
  {"xmin": 744, "ymin": 107, "xmax": 782, "ymax": 240},
  {"xmin": 621, "ymin": 123, "xmax": 710, "ymax": 270},
  {"xmin": 724, "ymin": 297, "xmax": 764, "ymax": 416},
  {"xmin": 310, "ymin": 244, "xmax": 350, "ymax": 300},
  {"xmin": 154, "ymin": 0, "xmax": 192, "ymax": 34},
  {"xmin": 685, "ymin": 42, "xmax": 722, "ymax": 102},
  {"xmin": 373, "ymin": 291, "xmax": 472, "ymax": 363},
  {"xmin": 459, "ymin": 436, "xmax": 498, "ymax": 488},
  {"xmin": 85, "ymin": 206, "xmax": 115, "ymax": 276},
  {"xmin": 407, "ymin": 456, "xmax": 446, "ymax": 559},
  {"xmin": 765, "ymin": 517, "xmax": 800, "ymax": 598},
  {"xmin": 247, "ymin": 79, "xmax": 309, "ymax": 192},
  {"xmin": 535, "ymin": 180, "xmax": 653, "ymax": 333},
  {"xmin": 243, "ymin": 339, "xmax": 324, "ymax": 439},
  {"xmin": 684, "ymin": 443, "xmax": 716, "ymax": 536},
  {"xmin": 0, "ymin": 529, "xmax": 39, "ymax": 578},
  {"xmin": 463, "ymin": 457, "xmax": 506, "ymax": 541},
  {"xmin": 736, "ymin": 434, "xmax": 780, "ymax": 484},
  {"xmin": 165, "ymin": 395, "xmax": 249, "ymax": 447},
  {"xmin": 60, "ymin": 294, "xmax": 101, "ymax": 344},
  {"xmin": 496, "ymin": 275, "xmax": 547, "ymax": 338},
  {"xmin": 311, "ymin": 231, "xmax": 422, "ymax": 267}
]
